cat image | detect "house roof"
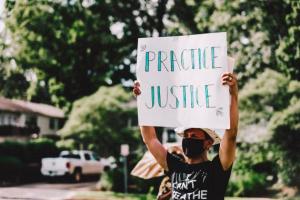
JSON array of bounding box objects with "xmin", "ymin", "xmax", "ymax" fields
[{"xmin": 0, "ymin": 97, "xmax": 64, "ymax": 118}]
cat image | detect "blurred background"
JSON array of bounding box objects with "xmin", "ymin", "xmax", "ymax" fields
[{"xmin": 0, "ymin": 0, "xmax": 299, "ymax": 199}]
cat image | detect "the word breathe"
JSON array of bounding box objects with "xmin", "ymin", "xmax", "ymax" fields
[
  {"xmin": 144, "ymin": 47, "xmax": 221, "ymax": 73},
  {"xmin": 145, "ymin": 84, "xmax": 216, "ymax": 109},
  {"xmin": 172, "ymin": 189, "xmax": 208, "ymax": 200}
]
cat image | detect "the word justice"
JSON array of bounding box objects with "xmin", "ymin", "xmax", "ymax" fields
[{"xmin": 144, "ymin": 84, "xmax": 216, "ymax": 109}]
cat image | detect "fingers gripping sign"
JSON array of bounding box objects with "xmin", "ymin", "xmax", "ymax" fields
[
  {"xmin": 221, "ymin": 73, "xmax": 238, "ymax": 95},
  {"xmin": 133, "ymin": 80, "xmax": 141, "ymax": 97}
]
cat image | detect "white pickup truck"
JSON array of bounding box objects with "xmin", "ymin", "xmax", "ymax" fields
[{"xmin": 41, "ymin": 150, "xmax": 110, "ymax": 182}]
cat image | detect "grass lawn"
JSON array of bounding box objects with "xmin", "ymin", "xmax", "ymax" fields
[{"xmin": 69, "ymin": 191, "xmax": 281, "ymax": 200}]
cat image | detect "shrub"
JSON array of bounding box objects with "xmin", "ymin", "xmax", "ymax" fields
[
  {"xmin": 0, "ymin": 140, "xmax": 26, "ymax": 161},
  {"xmin": 226, "ymin": 143, "xmax": 277, "ymax": 196},
  {"xmin": 26, "ymin": 138, "xmax": 60, "ymax": 163},
  {"xmin": 227, "ymin": 170, "xmax": 268, "ymax": 196},
  {"xmin": 0, "ymin": 156, "xmax": 24, "ymax": 183},
  {"xmin": 0, "ymin": 138, "xmax": 60, "ymax": 184},
  {"xmin": 268, "ymin": 100, "xmax": 300, "ymax": 187}
]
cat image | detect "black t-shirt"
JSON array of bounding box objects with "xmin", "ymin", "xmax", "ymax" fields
[{"xmin": 166, "ymin": 152, "xmax": 232, "ymax": 200}]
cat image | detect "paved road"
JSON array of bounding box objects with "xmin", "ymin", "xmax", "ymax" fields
[{"xmin": 0, "ymin": 180, "xmax": 98, "ymax": 200}]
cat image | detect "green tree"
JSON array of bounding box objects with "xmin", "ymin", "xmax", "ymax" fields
[
  {"xmin": 59, "ymin": 85, "xmax": 140, "ymax": 157},
  {"xmin": 3, "ymin": 0, "xmax": 171, "ymax": 108},
  {"xmin": 6, "ymin": 0, "xmax": 134, "ymax": 106},
  {"xmin": 268, "ymin": 100, "xmax": 300, "ymax": 187},
  {"xmin": 167, "ymin": 0, "xmax": 300, "ymax": 86},
  {"xmin": 276, "ymin": 0, "xmax": 300, "ymax": 80},
  {"xmin": 0, "ymin": 6, "xmax": 29, "ymax": 99},
  {"xmin": 239, "ymin": 69, "xmax": 300, "ymax": 188},
  {"xmin": 239, "ymin": 69, "xmax": 292, "ymax": 126}
]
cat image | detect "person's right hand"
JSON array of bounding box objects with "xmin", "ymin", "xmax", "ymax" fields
[{"xmin": 133, "ymin": 80, "xmax": 141, "ymax": 97}]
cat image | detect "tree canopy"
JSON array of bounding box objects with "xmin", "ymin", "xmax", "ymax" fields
[
  {"xmin": 167, "ymin": 0, "xmax": 300, "ymax": 86},
  {"xmin": 59, "ymin": 85, "xmax": 140, "ymax": 157},
  {"xmin": 3, "ymin": 0, "xmax": 299, "ymax": 107},
  {"xmin": 3, "ymin": 0, "xmax": 166, "ymax": 108},
  {"xmin": 238, "ymin": 69, "xmax": 300, "ymax": 187}
]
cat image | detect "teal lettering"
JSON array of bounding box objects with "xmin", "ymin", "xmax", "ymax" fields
[
  {"xmin": 158, "ymin": 51, "xmax": 168, "ymax": 72},
  {"xmin": 157, "ymin": 86, "xmax": 168, "ymax": 108},
  {"xmin": 211, "ymin": 47, "xmax": 221, "ymax": 69},
  {"xmin": 190, "ymin": 85, "xmax": 194, "ymax": 108},
  {"xmin": 180, "ymin": 49, "xmax": 189, "ymax": 70},
  {"xmin": 170, "ymin": 50, "xmax": 181, "ymax": 72},
  {"xmin": 169, "ymin": 86, "xmax": 179, "ymax": 109},
  {"xmin": 195, "ymin": 86, "xmax": 203, "ymax": 107},
  {"xmin": 203, "ymin": 47, "xmax": 207, "ymax": 69},
  {"xmin": 181, "ymin": 85, "xmax": 188, "ymax": 108},
  {"xmin": 191, "ymin": 49, "xmax": 196, "ymax": 69},
  {"xmin": 205, "ymin": 84, "xmax": 215, "ymax": 108},
  {"xmin": 145, "ymin": 51, "xmax": 155, "ymax": 72},
  {"xmin": 198, "ymin": 48, "xmax": 201, "ymax": 69},
  {"xmin": 145, "ymin": 86, "xmax": 155, "ymax": 108}
]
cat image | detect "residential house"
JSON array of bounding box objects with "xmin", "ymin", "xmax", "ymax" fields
[{"xmin": 0, "ymin": 97, "xmax": 64, "ymax": 141}]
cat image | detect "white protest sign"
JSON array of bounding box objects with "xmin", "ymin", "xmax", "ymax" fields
[{"xmin": 136, "ymin": 32, "xmax": 230, "ymax": 129}]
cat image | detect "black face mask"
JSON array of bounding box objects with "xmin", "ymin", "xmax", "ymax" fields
[{"xmin": 182, "ymin": 138, "xmax": 205, "ymax": 158}]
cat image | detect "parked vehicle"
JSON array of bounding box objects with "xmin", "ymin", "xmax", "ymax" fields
[{"xmin": 41, "ymin": 150, "xmax": 110, "ymax": 182}]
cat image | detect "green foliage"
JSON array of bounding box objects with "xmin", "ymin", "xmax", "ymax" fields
[
  {"xmin": 0, "ymin": 140, "xmax": 26, "ymax": 160},
  {"xmin": 0, "ymin": 138, "xmax": 60, "ymax": 184},
  {"xmin": 60, "ymin": 85, "xmax": 140, "ymax": 157},
  {"xmin": 3, "ymin": 0, "xmax": 300, "ymax": 103},
  {"xmin": 3, "ymin": 0, "xmax": 159, "ymax": 108},
  {"xmin": 227, "ymin": 143, "xmax": 277, "ymax": 196},
  {"xmin": 237, "ymin": 67, "xmax": 300, "ymax": 188},
  {"xmin": 102, "ymin": 162, "xmax": 162, "ymax": 194},
  {"xmin": 0, "ymin": 156, "xmax": 23, "ymax": 182},
  {"xmin": 0, "ymin": 138, "xmax": 59, "ymax": 163},
  {"xmin": 56, "ymin": 138, "xmax": 76, "ymax": 150},
  {"xmin": 239, "ymin": 69, "xmax": 296, "ymax": 126},
  {"xmin": 0, "ymin": 71, "xmax": 29, "ymax": 99},
  {"xmin": 276, "ymin": 0, "xmax": 300, "ymax": 80},
  {"xmin": 227, "ymin": 170, "xmax": 267, "ymax": 197},
  {"xmin": 26, "ymin": 138, "xmax": 60, "ymax": 162},
  {"xmin": 268, "ymin": 100, "xmax": 300, "ymax": 186},
  {"xmin": 98, "ymin": 170, "xmax": 113, "ymax": 191},
  {"xmin": 168, "ymin": 0, "xmax": 300, "ymax": 86}
]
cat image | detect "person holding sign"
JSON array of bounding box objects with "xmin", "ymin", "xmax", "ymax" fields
[{"xmin": 133, "ymin": 71, "xmax": 238, "ymax": 200}]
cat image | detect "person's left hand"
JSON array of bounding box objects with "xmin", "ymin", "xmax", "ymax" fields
[
  {"xmin": 221, "ymin": 72, "xmax": 238, "ymax": 96},
  {"xmin": 132, "ymin": 80, "xmax": 141, "ymax": 97}
]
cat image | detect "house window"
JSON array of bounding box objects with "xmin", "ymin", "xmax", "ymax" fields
[
  {"xmin": 7, "ymin": 115, "xmax": 12, "ymax": 125},
  {"xmin": 58, "ymin": 119, "xmax": 65, "ymax": 129},
  {"xmin": 49, "ymin": 118, "xmax": 56, "ymax": 130},
  {"xmin": 7, "ymin": 114, "xmax": 18, "ymax": 125},
  {"xmin": 167, "ymin": 129, "xmax": 177, "ymax": 143},
  {"xmin": 25, "ymin": 115, "xmax": 37, "ymax": 127},
  {"xmin": 14, "ymin": 115, "xmax": 20, "ymax": 124},
  {"xmin": 0, "ymin": 114, "xmax": 3, "ymax": 125}
]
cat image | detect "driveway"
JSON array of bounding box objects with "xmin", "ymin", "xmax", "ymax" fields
[{"xmin": 0, "ymin": 180, "xmax": 98, "ymax": 200}]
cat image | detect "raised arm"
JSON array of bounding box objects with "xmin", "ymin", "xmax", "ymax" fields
[
  {"xmin": 140, "ymin": 126, "xmax": 168, "ymax": 170},
  {"xmin": 133, "ymin": 81, "xmax": 168, "ymax": 170},
  {"xmin": 219, "ymin": 73, "xmax": 239, "ymax": 170}
]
